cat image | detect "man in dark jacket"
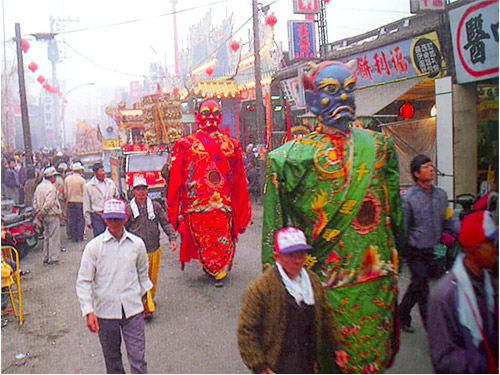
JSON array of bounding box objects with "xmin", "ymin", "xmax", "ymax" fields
[
  {"xmin": 126, "ymin": 176, "xmax": 177, "ymax": 318},
  {"xmin": 399, "ymin": 154, "xmax": 460, "ymax": 333},
  {"xmin": 238, "ymin": 227, "xmax": 347, "ymax": 373},
  {"xmin": 427, "ymin": 210, "xmax": 498, "ymax": 373}
]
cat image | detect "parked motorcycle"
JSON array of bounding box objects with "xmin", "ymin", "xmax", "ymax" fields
[{"xmin": 1, "ymin": 198, "xmax": 38, "ymax": 260}]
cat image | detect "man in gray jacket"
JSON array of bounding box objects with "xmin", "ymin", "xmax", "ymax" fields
[
  {"xmin": 33, "ymin": 167, "xmax": 62, "ymax": 265},
  {"xmin": 399, "ymin": 155, "xmax": 460, "ymax": 333}
]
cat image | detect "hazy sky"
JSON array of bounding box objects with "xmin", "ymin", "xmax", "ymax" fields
[{"xmin": 2, "ymin": 0, "xmax": 412, "ymax": 135}]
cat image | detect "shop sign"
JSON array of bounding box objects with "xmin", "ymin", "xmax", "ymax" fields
[
  {"xmin": 293, "ymin": 0, "xmax": 319, "ymax": 14},
  {"xmin": 102, "ymin": 139, "xmax": 120, "ymax": 150},
  {"xmin": 288, "ymin": 20, "xmax": 317, "ymax": 60},
  {"xmin": 343, "ymin": 31, "xmax": 443, "ymax": 87},
  {"xmin": 280, "ymin": 77, "xmax": 304, "ymax": 110},
  {"xmin": 449, "ymin": 0, "xmax": 499, "ymax": 84},
  {"xmin": 410, "ymin": 0, "xmax": 445, "ymax": 13}
]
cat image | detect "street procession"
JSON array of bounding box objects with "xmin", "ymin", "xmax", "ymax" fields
[{"xmin": 1, "ymin": 0, "xmax": 498, "ymax": 373}]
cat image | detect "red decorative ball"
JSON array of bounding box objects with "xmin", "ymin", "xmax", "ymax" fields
[
  {"xmin": 28, "ymin": 62, "xmax": 38, "ymax": 72},
  {"xmin": 206, "ymin": 66, "xmax": 214, "ymax": 76},
  {"xmin": 399, "ymin": 102, "xmax": 415, "ymax": 120},
  {"xmin": 230, "ymin": 40, "xmax": 240, "ymax": 51},
  {"xmin": 20, "ymin": 39, "xmax": 30, "ymax": 52},
  {"xmin": 37, "ymin": 75, "xmax": 45, "ymax": 84},
  {"xmin": 42, "ymin": 83, "xmax": 51, "ymax": 91},
  {"xmin": 266, "ymin": 14, "xmax": 277, "ymax": 27}
]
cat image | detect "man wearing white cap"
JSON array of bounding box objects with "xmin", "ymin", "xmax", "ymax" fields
[
  {"xmin": 126, "ymin": 176, "xmax": 177, "ymax": 319},
  {"xmin": 76, "ymin": 198, "xmax": 152, "ymax": 374},
  {"xmin": 33, "ymin": 167, "xmax": 62, "ymax": 265},
  {"xmin": 64, "ymin": 162, "xmax": 86, "ymax": 242},
  {"xmin": 238, "ymin": 226, "xmax": 347, "ymax": 373}
]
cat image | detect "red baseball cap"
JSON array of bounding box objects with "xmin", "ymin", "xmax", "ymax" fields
[{"xmin": 458, "ymin": 210, "xmax": 498, "ymax": 248}]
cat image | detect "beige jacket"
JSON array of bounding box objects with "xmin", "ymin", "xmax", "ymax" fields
[
  {"xmin": 83, "ymin": 177, "xmax": 118, "ymax": 225},
  {"xmin": 33, "ymin": 179, "xmax": 62, "ymax": 217},
  {"xmin": 64, "ymin": 173, "xmax": 85, "ymax": 203}
]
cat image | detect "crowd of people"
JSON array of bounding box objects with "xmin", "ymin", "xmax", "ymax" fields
[{"xmin": 1, "ymin": 59, "xmax": 498, "ymax": 374}]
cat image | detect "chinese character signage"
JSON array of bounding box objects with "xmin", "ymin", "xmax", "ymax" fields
[
  {"xmin": 343, "ymin": 32, "xmax": 443, "ymax": 87},
  {"xmin": 288, "ymin": 20, "xmax": 317, "ymax": 60},
  {"xmin": 449, "ymin": 0, "xmax": 499, "ymax": 84},
  {"xmin": 410, "ymin": 0, "xmax": 445, "ymax": 12},
  {"xmin": 293, "ymin": 0, "xmax": 319, "ymax": 14}
]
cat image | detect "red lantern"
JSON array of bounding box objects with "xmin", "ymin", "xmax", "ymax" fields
[
  {"xmin": 230, "ymin": 40, "xmax": 240, "ymax": 51},
  {"xmin": 28, "ymin": 62, "xmax": 38, "ymax": 72},
  {"xmin": 42, "ymin": 83, "xmax": 51, "ymax": 91},
  {"xmin": 266, "ymin": 14, "xmax": 277, "ymax": 27},
  {"xmin": 399, "ymin": 102, "xmax": 415, "ymax": 120},
  {"xmin": 20, "ymin": 39, "xmax": 30, "ymax": 52},
  {"xmin": 206, "ymin": 66, "xmax": 214, "ymax": 76},
  {"xmin": 172, "ymin": 87, "xmax": 179, "ymax": 94},
  {"xmin": 37, "ymin": 75, "xmax": 45, "ymax": 84}
]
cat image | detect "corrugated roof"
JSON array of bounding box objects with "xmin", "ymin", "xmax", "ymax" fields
[{"xmin": 191, "ymin": 80, "xmax": 240, "ymax": 98}]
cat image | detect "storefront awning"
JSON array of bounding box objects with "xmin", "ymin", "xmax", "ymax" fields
[
  {"xmin": 354, "ymin": 76, "xmax": 426, "ymax": 116},
  {"xmin": 192, "ymin": 80, "xmax": 240, "ymax": 98}
]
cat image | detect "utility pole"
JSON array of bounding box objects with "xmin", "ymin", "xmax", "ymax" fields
[
  {"xmin": 252, "ymin": 0, "xmax": 265, "ymax": 146},
  {"xmin": 15, "ymin": 23, "xmax": 33, "ymax": 166},
  {"xmin": 171, "ymin": 0, "xmax": 180, "ymax": 77},
  {"xmin": 48, "ymin": 16, "xmax": 61, "ymax": 148},
  {"xmin": 1, "ymin": 0, "xmax": 9, "ymax": 149},
  {"xmin": 318, "ymin": 0, "xmax": 329, "ymax": 59}
]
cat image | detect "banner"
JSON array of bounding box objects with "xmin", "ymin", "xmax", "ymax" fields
[
  {"xmin": 288, "ymin": 20, "xmax": 317, "ymax": 60},
  {"xmin": 293, "ymin": 0, "xmax": 319, "ymax": 14},
  {"xmin": 449, "ymin": 0, "xmax": 499, "ymax": 84}
]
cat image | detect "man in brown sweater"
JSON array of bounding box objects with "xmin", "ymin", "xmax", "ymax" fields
[{"xmin": 238, "ymin": 227, "xmax": 347, "ymax": 373}]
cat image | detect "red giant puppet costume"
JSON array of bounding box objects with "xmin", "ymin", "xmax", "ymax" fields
[{"xmin": 167, "ymin": 99, "xmax": 251, "ymax": 286}]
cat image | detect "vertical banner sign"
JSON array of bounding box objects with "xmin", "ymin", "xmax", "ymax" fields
[
  {"xmin": 265, "ymin": 91, "xmax": 272, "ymax": 150},
  {"xmin": 288, "ymin": 20, "xmax": 317, "ymax": 60},
  {"xmin": 293, "ymin": 0, "xmax": 320, "ymax": 14},
  {"xmin": 449, "ymin": 0, "xmax": 499, "ymax": 84}
]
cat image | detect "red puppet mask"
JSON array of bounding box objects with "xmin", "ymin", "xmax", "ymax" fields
[{"xmin": 195, "ymin": 100, "xmax": 222, "ymax": 130}]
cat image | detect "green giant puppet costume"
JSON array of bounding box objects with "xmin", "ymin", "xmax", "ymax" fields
[{"xmin": 262, "ymin": 61, "xmax": 403, "ymax": 373}]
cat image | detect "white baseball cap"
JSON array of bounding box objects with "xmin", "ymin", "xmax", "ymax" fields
[
  {"xmin": 43, "ymin": 166, "xmax": 60, "ymax": 178},
  {"xmin": 102, "ymin": 198, "xmax": 127, "ymax": 220},
  {"xmin": 71, "ymin": 162, "xmax": 84, "ymax": 171},
  {"xmin": 132, "ymin": 176, "xmax": 148, "ymax": 188},
  {"xmin": 274, "ymin": 227, "xmax": 313, "ymax": 254}
]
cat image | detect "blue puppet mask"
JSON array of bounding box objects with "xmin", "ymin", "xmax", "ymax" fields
[{"xmin": 303, "ymin": 61, "xmax": 357, "ymax": 132}]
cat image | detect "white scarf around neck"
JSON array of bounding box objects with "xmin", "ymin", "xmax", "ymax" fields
[
  {"xmin": 276, "ymin": 262, "xmax": 315, "ymax": 306},
  {"xmin": 452, "ymin": 253, "xmax": 495, "ymax": 348},
  {"xmin": 130, "ymin": 197, "xmax": 155, "ymax": 220}
]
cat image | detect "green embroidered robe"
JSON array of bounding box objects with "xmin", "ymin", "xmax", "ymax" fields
[{"xmin": 262, "ymin": 128, "xmax": 403, "ymax": 373}]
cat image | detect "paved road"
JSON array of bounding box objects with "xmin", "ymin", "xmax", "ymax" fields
[{"xmin": 1, "ymin": 203, "xmax": 433, "ymax": 373}]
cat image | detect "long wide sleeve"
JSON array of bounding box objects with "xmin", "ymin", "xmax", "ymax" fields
[
  {"xmin": 384, "ymin": 136, "xmax": 404, "ymax": 250},
  {"xmin": 231, "ymin": 141, "xmax": 251, "ymax": 239},
  {"xmin": 167, "ymin": 140, "xmax": 186, "ymax": 230}
]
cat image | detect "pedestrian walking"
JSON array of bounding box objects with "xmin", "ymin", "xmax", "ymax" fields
[
  {"xmin": 76, "ymin": 198, "xmax": 152, "ymax": 374},
  {"xmin": 399, "ymin": 154, "xmax": 460, "ymax": 333},
  {"xmin": 238, "ymin": 227, "xmax": 346, "ymax": 373},
  {"xmin": 32, "ymin": 167, "xmax": 62, "ymax": 265},
  {"xmin": 83, "ymin": 162, "xmax": 118, "ymax": 237},
  {"xmin": 126, "ymin": 176, "xmax": 177, "ymax": 318},
  {"xmin": 64, "ymin": 162, "xmax": 86, "ymax": 242},
  {"xmin": 427, "ymin": 210, "xmax": 498, "ymax": 373},
  {"xmin": 3, "ymin": 158, "xmax": 20, "ymax": 203}
]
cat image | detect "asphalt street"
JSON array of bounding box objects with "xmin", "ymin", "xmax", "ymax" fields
[{"xmin": 1, "ymin": 202, "xmax": 433, "ymax": 373}]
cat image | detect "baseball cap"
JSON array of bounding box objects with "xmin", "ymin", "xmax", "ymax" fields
[
  {"xmin": 132, "ymin": 176, "xmax": 148, "ymax": 188},
  {"xmin": 43, "ymin": 166, "xmax": 60, "ymax": 178},
  {"xmin": 458, "ymin": 210, "xmax": 498, "ymax": 248},
  {"xmin": 57, "ymin": 162, "xmax": 68, "ymax": 171},
  {"xmin": 102, "ymin": 198, "xmax": 127, "ymax": 220},
  {"xmin": 274, "ymin": 227, "xmax": 313, "ymax": 254},
  {"xmin": 71, "ymin": 162, "xmax": 84, "ymax": 171}
]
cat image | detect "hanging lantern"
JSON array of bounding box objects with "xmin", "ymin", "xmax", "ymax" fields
[
  {"xmin": 206, "ymin": 66, "xmax": 214, "ymax": 76},
  {"xmin": 20, "ymin": 39, "xmax": 30, "ymax": 52},
  {"xmin": 266, "ymin": 14, "xmax": 277, "ymax": 27},
  {"xmin": 172, "ymin": 87, "xmax": 179, "ymax": 94},
  {"xmin": 399, "ymin": 102, "xmax": 415, "ymax": 120},
  {"xmin": 230, "ymin": 40, "xmax": 240, "ymax": 51},
  {"xmin": 28, "ymin": 62, "xmax": 38, "ymax": 72},
  {"xmin": 37, "ymin": 75, "xmax": 45, "ymax": 84},
  {"xmin": 42, "ymin": 83, "xmax": 51, "ymax": 91}
]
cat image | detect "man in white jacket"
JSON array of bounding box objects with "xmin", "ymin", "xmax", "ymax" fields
[
  {"xmin": 76, "ymin": 198, "xmax": 152, "ymax": 374},
  {"xmin": 83, "ymin": 162, "xmax": 117, "ymax": 237}
]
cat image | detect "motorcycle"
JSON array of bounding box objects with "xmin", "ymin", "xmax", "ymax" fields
[{"xmin": 1, "ymin": 198, "xmax": 38, "ymax": 260}]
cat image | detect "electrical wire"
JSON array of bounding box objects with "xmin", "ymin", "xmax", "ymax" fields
[{"xmin": 57, "ymin": 0, "xmax": 233, "ymax": 35}]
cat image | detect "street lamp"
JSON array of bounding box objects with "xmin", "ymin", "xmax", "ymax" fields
[{"xmin": 61, "ymin": 82, "xmax": 95, "ymax": 148}]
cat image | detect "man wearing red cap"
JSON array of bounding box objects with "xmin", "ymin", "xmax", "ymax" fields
[
  {"xmin": 167, "ymin": 99, "xmax": 251, "ymax": 287},
  {"xmin": 238, "ymin": 227, "xmax": 346, "ymax": 374},
  {"xmin": 427, "ymin": 210, "xmax": 498, "ymax": 373}
]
